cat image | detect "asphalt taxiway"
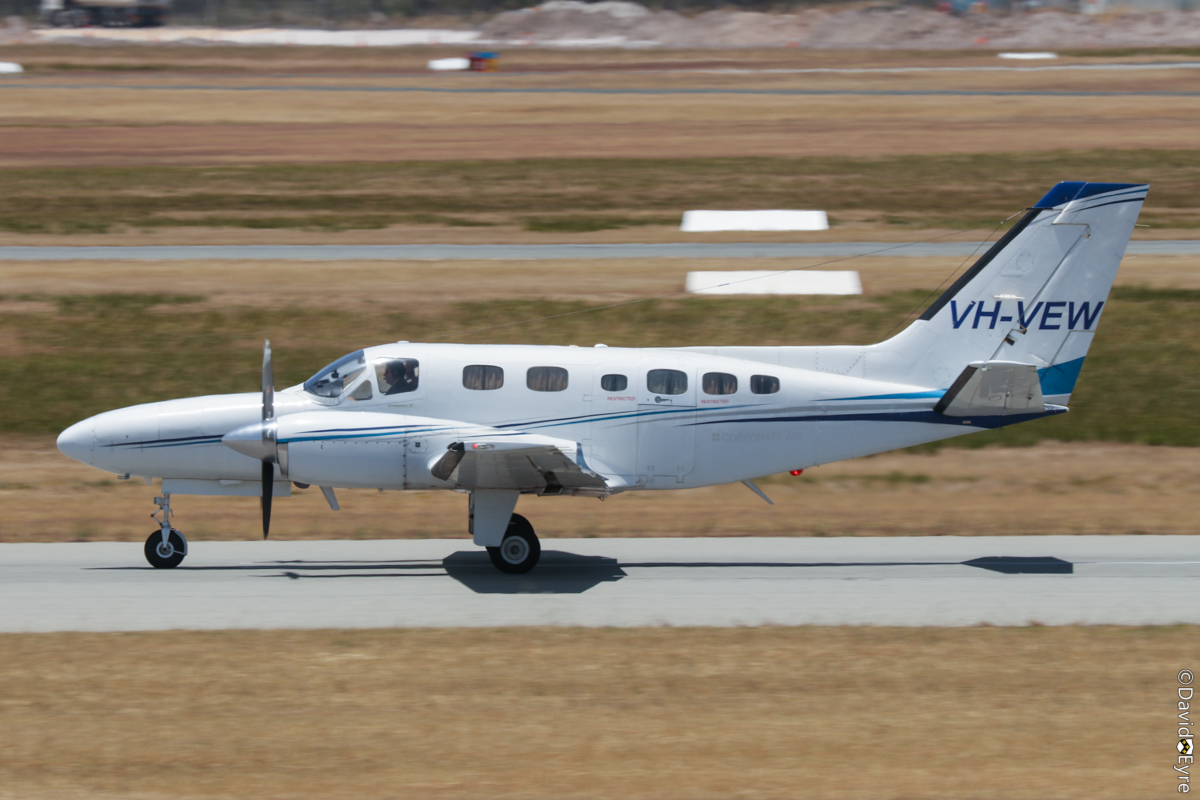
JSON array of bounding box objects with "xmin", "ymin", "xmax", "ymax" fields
[{"xmin": 1, "ymin": 536, "xmax": 1196, "ymax": 631}]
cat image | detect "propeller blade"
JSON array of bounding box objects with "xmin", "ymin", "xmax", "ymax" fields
[
  {"xmin": 261, "ymin": 459, "xmax": 274, "ymax": 539},
  {"xmin": 262, "ymin": 339, "xmax": 274, "ymax": 422},
  {"xmin": 261, "ymin": 339, "xmax": 275, "ymax": 539}
]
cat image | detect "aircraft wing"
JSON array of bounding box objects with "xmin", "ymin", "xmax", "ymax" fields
[{"xmin": 430, "ymin": 434, "xmax": 611, "ymax": 497}]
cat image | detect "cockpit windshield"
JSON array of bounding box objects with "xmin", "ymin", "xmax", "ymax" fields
[{"xmin": 304, "ymin": 350, "xmax": 367, "ymax": 398}]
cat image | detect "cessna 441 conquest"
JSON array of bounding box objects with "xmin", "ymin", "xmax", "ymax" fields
[{"xmin": 57, "ymin": 181, "xmax": 1146, "ymax": 573}]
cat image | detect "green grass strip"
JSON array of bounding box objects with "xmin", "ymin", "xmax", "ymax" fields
[{"xmin": 0, "ymin": 150, "xmax": 1197, "ymax": 233}]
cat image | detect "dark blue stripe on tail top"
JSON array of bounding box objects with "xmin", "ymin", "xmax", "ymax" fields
[{"xmin": 1034, "ymin": 182, "xmax": 1145, "ymax": 209}]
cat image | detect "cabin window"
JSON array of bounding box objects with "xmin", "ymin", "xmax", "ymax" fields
[
  {"xmin": 647, "ymin": 369, "xmax": 688, "ymax": 395},
  {"xmin": 702, "ymin": 372, "xmax": 738, "ymax": 395},
  {"xmin": 601, "ymin": 374, "xmax": 627, "ymax": 392},
  {"xmin": 347, "ymin": 380, "xmax": 373, "ymax": 401},
  {"xmin": 375, "ymin": 358, "xmax": 419, "ymax": 395},
  {"xmin": 751, "ymin": 374, "xmax": 780, "ymax": 394},
  {"xmin": 463, "ymin": 365, "xmax": 504, "ymax": 391},
  {"xmin": 527, "ymin": 366, "xmax": 569, "ymax": 392},
  {"xmin": 304, "ymin": 350, "xmax": 366, "ymax": 398}
]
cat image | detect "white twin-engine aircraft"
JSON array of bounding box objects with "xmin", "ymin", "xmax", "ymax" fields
[{"xmin": 57, "ymin": 181, "xmax": 1146, "ymax": 573}]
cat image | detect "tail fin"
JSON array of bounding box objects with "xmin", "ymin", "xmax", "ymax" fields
[{"xmin": 880, "ymin": 182, "xmax": 1147, "ymax": 404}]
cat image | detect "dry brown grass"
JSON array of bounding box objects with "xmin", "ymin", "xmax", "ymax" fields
[
  {"xmin": 0, "ymin": 625, "xmax": 1186, "ymax": 799},
  {"xmin": 2, "ymin": 254, "xmax": 1198, "ymax": 311},
  {"xmin": 7, "ymin": 42, "xmax": 1198, "ymax": 74},
  {"xmin": 2, "ymin": 256, "xmax": 957, "ymax": 310},
  {"xmin": 2, "ymin": 51, "xmax": 1198, "ymax": 167},
  {"xmin": 0, "ymin": 222, "xmax": 1196, "ymax": 247},
  {"xmin": 6, "ymin": 436, "xmax": 1196, "ymax": 543},
  {"xmin": 3, "ymin": 47, "xmax": 1197, "ymax": 241},
  {"xmin": 4, "ymin": 94, "xmax": 1197, "ymax": 167}
]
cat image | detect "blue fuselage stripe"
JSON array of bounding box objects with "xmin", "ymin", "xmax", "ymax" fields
[{"xmin": 108, "ymin": 395, "xmax": 1068, "ymax": 450}]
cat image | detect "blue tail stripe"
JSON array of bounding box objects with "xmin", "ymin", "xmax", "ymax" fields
[{"xmin": 1038, "ymin": 357, "xmax": 1085, "ymax": 396}]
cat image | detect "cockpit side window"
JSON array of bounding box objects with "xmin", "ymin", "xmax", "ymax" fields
[
  {"xmin": 304, "ymin": 350, "xmax": 367, "ymax": 398},
  {"xmin": 376, "ymin": 358, "xmax": 419, "ymax": 395}
]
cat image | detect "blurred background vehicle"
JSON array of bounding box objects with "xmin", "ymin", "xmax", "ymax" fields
[{"xmin": 40, "ymin": 0, "xmax": 169, "ymax": 27}]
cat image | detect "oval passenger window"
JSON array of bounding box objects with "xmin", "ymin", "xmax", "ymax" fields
[
  {"xmin": 647, "ymin": 369, "xmax": 687, "ymax": 395},
  {"xmin": 463, "ymin": 365, "xmax": 504, "ymax": 391},
  {"xmin": 527, "ymin": 366, "xmax": 569, "ymax": 392},
  {"xmin": 601, "ymin": 374, "xmax": 628, "ymax": 392},
  {"xmin": 751, "ymin": 374, "xmax": 780, "ymax": 394},
  {"xmin": 702, "ymin": 372, "xmax": 737, "ymax": 395}
]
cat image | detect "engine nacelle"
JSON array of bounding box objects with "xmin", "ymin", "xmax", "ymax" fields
[{"xmin": 274, "ymin": 411, "xmax": 467, "ymax": 490}]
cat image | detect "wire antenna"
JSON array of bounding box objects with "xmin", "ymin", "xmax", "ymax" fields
[
  {"xmin": 881, "ymin": 209, "xmax": 1025, "ymax": 340},
  {"xmin": 428, "ymin": 222, "xmax": 1015, "ymax": 342}
]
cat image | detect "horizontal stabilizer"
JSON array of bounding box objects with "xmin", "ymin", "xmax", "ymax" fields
[{"xmin": 934, "ymin": 361, "xmax": 1044, "ymax": 417}]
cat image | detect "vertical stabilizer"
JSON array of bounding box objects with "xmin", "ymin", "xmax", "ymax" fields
[{"xmin": 875, "ymin": 182, "xmax": 1147, "ymax": 404}]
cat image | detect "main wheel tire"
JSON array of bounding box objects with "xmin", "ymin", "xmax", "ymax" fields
[
  {"xmin": 144, "ymin": 529, "xmax": 186, "ymax": 569},
  {"xmin": 486, "ymin": 513, "xmax": 540, "ymax": 574}
]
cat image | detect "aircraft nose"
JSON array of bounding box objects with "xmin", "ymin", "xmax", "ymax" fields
[{"xmin": 57, "ymin": 419, "xmax": 95, "ymax": 465}]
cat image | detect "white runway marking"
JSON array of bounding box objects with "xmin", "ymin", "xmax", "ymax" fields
[{"xmin": 1, "ymin": 536, "xmax": 1197, "ymax": 632}]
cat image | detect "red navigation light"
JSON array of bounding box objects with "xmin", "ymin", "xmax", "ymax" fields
[{"xmin": 790, "ymin": 469, "xmax": 803, "ymax": 476}]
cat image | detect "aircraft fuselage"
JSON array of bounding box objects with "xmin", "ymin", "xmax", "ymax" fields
[{"xmin": 61, "ymin": 342, "xmax": 970, "ymax": 494}]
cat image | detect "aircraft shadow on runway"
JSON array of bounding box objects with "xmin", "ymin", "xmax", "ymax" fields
[
  {"xmin": 439, "ymin": 554, "xmax": 1072, "ymax": 593},
  {"xmin": 962, "ymin": 556, "xmax": 1073, "ymax": 574},
  {"xmin": 89, "ymin": 553, "xmax": 1071, "ymax": 593},
  {"xmin": 610, "ymin": 556, "xmax": 1073, "ymax": 573},
  {"xmin": 442, "ymin": 550, "xmax": 627, "ymax": 594}
]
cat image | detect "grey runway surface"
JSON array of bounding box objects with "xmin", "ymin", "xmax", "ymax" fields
[
  {"xmin": 2, "ymin": 536, "xmax": 1197, "ymax": 632},
  {"xmin": 2, "ymin": 241, "xmax": 1197, "ymax": 261}
]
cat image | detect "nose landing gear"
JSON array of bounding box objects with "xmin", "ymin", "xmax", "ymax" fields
[
  {"xmin": 144, "ymin": 494, "xmax": 187, "ymax": 569},
  {"xmin": 144, "ymin": 529, "xmax": 187, "ymax": 568}
]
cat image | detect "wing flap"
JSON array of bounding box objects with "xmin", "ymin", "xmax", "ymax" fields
[{"xmin": 433, "ymin": 436, "xmax": 610, "ymax": 496}]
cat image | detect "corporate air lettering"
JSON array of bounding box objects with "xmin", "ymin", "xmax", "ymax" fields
[{"xmin": 949, "ymin": 300, "xmax": 1104, "ymax": 331}]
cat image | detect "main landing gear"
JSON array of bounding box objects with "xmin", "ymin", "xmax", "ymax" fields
[
  {"xmin": 137, "ymin": 489, "xmax": 539, "ymax": 573},
  {"xmin": 144, "ymin": 493, "xmax": 188, "ymax": 569},
  {"xmin": 487, "ymin": 513, "xmax": 540, "ymax": 574}
]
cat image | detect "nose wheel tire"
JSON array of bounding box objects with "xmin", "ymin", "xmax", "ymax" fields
[
  {"xmin": 144, "ymin": 529, "xmax": 187, "ymax": 569},
  {"xmin": 487, "ymin": 514, "xmax": 540, "ymax": 574}
]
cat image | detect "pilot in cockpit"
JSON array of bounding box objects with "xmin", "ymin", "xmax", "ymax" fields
[{"xmin": 382, "ymin": 359, "xmax": 418, "ymax": 395}]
